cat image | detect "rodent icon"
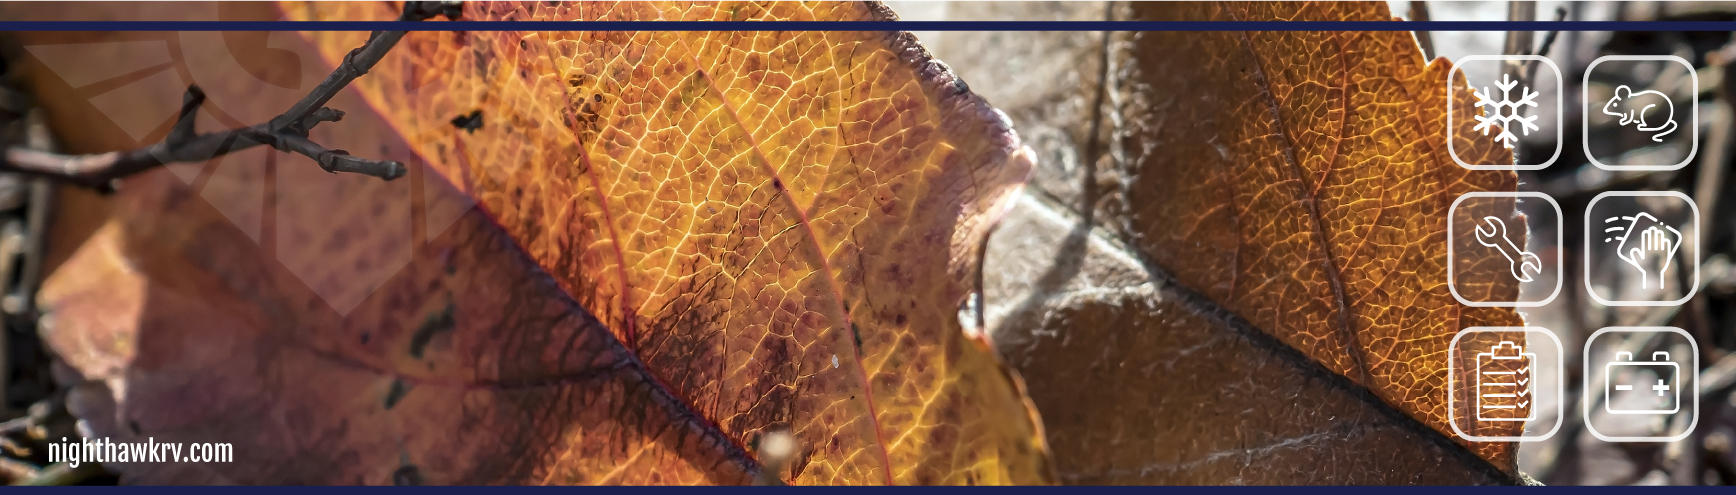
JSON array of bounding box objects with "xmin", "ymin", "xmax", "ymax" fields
[{"xmin": 1601, "ymin": 85, "xmax": 1677, "ymax": 143}]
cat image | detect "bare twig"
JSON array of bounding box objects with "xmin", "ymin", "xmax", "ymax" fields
[
  {"xmin": 1408, "ymin": 1, "xmax": 1435, "ymax": 61},
  {"xmin": 1533, "ymin": 6, "xmax": 1567, "ymax": 58},
  {"xmin": 1, "ymin": 106, "xmax": 406, "ymax": 191},
  {"xmin": 1502, "ymin": 1, "xmax": 1537, "ymax": 59},
  {"xmin": 1523, "ymin": 6, "xmax": 1569, "ymax": 90},
  {"xmin": 272, "ymin": 1, "xmax": 458, "ymax": 131},
  {"xmin": 0, "ymin": 1, "xmax": 463, "ymax": 191}
]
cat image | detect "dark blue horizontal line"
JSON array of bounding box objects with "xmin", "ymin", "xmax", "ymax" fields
[
  {"xmin": 19, "ymin": 486, "xmax": 1689, "ymax": 492},
  {"xmin": 0, "ymin": 20, "xmax": 1733, "ymax": 32}
]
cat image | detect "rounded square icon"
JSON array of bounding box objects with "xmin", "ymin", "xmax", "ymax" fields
[
  {"xmin": 1583, "ymin": 56, "xmax": 1698, "ymax": 171},
  {"xmin": 1448, "ymin": 327, "xmax": 1564, "ymax": 442},
  {"xmin": 1448, "ymin": 192, "xmax": 1562, "ymax": 307},
  {"xmin": 1447, "ymin": 55, "xmax": 1563, "ymax": 170},
  {"xmin": 1582, "ymin": 327, "xmax": 1698, "ymax": 442},
  {"xmin": 1583, "ymin": 191, "xmax": 1699, "ymax": 306}
]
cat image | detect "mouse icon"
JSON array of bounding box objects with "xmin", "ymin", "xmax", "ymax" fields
[{"xmin": 1602, "ymin": 85, "xmax": 1678, "ymax": 143}]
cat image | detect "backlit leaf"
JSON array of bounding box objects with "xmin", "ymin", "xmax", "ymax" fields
[
  {"xmin": 956, "ymin": 1, "xmax": 1529, "ymax": 484},
  {"xmin": 20, "ymin": 0, "xmax": 1049, "ymax": 485}
]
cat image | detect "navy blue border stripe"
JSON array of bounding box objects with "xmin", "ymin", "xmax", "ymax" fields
[
  {"xmin": 19, "ymin": 485, "xmax": 1736, "ymax": 491},
  {"xmin": 0, "ymin": 20, "xmax": 1732, "ymax": 31}
]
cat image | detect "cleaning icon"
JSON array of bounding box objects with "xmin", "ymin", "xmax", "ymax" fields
[{"xmin": 1603, "ymin": 212, "xmax": 1682, "ymax": 290}]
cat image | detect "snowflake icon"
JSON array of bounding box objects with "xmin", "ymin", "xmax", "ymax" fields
[{"xmin": 1470, "ymin": 73, "xmax": 1540, "ymax": 149}]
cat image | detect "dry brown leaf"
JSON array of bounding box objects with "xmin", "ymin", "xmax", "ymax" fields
[
  {"xmin": 1117, "ymin": 2, "xmax": 1526, "ymax": 450},
  {"xmin": 14, "ymin": 0, "xmax": 1049, "ymax": 485},
  {"xmin": 952, "ymin": 1, "xmax": 1529, "ymax": 484}
]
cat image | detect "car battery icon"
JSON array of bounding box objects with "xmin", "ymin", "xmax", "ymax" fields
[{"xmin": 1605, "ymin": 351, "xmax": 1679, "ymax": 415}]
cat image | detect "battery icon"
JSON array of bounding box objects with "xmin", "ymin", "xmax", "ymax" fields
[{"xmin": 1605, "ymin": 351, "xmax": 1680, "ymax": 415}]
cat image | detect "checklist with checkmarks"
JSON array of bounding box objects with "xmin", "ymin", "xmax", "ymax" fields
[
  {"xmin": 1449, "ymin": 328, "xmax": 1562, "ymax": 441},
  {"xmin": 1476, "ymin": 341, "xmax": 1536, "ymax": 422}
]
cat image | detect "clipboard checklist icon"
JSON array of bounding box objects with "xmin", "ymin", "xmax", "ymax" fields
[
  {"xmin": 1477, "ymin": 341, "xmax": 1537, "ymax": 422},
  {"xmin": 1449, "ymin": 327, "xmax": 1563, "ymax": 442}
]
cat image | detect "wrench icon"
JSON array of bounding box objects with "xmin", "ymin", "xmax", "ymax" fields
[{"xmin": 1475, "ymin": 216, "xmax": 1543, "ymax": 283}]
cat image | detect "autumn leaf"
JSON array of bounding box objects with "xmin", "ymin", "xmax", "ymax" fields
[
  {"xmin": 16, "ymin": 0, "xmax": 1049, "ymax": 485},
  {"xmin": 945, "ymin": 1, "xmax": 1530, "ymax": 484}
]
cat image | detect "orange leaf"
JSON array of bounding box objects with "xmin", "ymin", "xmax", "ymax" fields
[
  {"xmin": 968, "ymin": 1, "xmax": 1528, "ymax": 484},
  {"xmin": 20, "ymin": 1, "xmax": 1049, "ymax": 485}
]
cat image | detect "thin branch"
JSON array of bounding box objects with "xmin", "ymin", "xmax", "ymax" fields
[
  {"xmin": 1502, "ymin": 1, "xmax": 1537, "ymax": 62},
  {"xmin": 0, "ymin": 1, "xmax": 462, "ymax": 191},
  {"xmin": 167, "ymin": 85, "xmax": 204, "ymax": 147},
  {"xmin": 1523, "ymin": 5, "xmax": 1569, "ymax": 90},
  {"xmin": 1409, "ymin": 1, "xmax": 1436, "ymax": 61},
  {"xmin": 271, "ymin": 1, "xmax": 459, "ymax": 131},
  {"xmin": 267, "ymin": 31, "xmax": 405, "ymax": 132},
  {"xmin": 1533, "ymin": 6, "xmax": 1567, "ymax": 58}
]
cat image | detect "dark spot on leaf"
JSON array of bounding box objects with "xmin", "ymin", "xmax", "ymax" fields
[
  {"xmin": 392, "ymin": 465, "xmax": 421, "ymax": 486},
  {"xmin": 450, "ymin": 110, "xmax": 483, "ymax": 134},
  {"xmin": 408, "ymin": 301, "xmax": 456, "ymax": 359},
  {"xmin": 772, "ymin": 178, "xmax": 783, "ymax": 190},
  {"xmin": 594, "ymin": 93, "xmax": 603, "ymax": 102},
  {"xmin": 850, "ymin": 323, "xmax": 863, "ymax": 352},
  {"xmin": 384, "ymin": 378, "xmax": 411, "ymax": 410}
]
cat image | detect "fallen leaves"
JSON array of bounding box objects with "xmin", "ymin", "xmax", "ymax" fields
[
  {"xmin": 17, "ymin": 0, "xmax": 1048, "ymax": 486},
  {"xmin": 13, "ymin": 0, "xmax": 1537, "ymax": 486}
]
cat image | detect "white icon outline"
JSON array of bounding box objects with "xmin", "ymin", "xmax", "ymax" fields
[
  {"xmin": 1601, "ymin": 86, "xmax": 1679, "ymax": 143},
  {"xmin": 1604, "ymin": 351, "xmax": 1680, "ymax": 415},
  {"xmin": 1448, "ymin": 327, "xmax": 1564, "ymax": 442},
  {"xmin": 1475, "ymin": 216, "xmax": 1543, "ymax": 283},
  {"xmin": 1474, "ymin": 341, "xmax": 1538, "ymax": 422},
  {"xmin": 1608, "ymin": 212, "xmax": 1682, "ymax": 291},
  {"xmin": 1582, "ymin": 327, "xmax": 1699, "ymax": 442},
  {"xmin": 1472, "ymin": 73, "xmax": 1541, "ymax": 150},
  {"xmin": 1583, "ymin": 55, "xmax": 1699, "ymax": 171},
  {"xmin": 1447, "ymin": 55, "xmax": 1563, "ymax": 170},
  {"xmin": 1582, "ymin": 191, "xmax": 1700, "ymax": 307},
  {"xmin": 1448, "ymin": 192, "xmax": 1562, "ymax": 307}
]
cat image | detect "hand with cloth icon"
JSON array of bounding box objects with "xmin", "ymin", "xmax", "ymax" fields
[{"xmin": 1604, "ymin": 212, "xmax": 1682, "ymax": 290}]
